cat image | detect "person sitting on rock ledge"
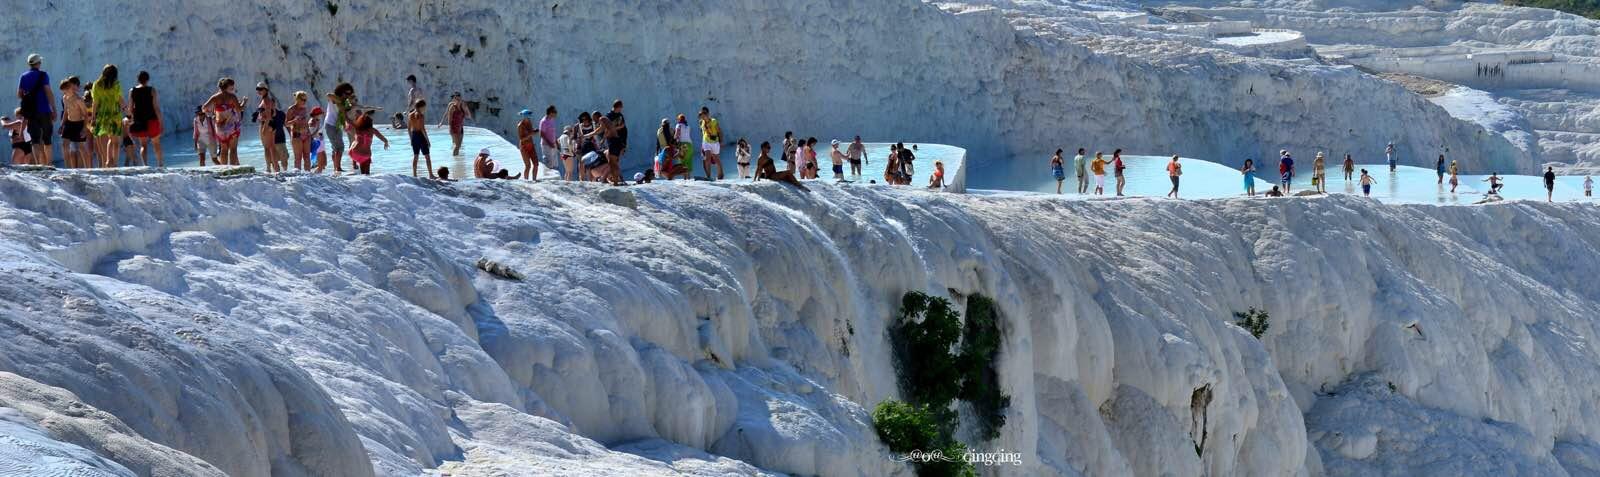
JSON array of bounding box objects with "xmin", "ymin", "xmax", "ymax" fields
[{"xmin": 755, "ymin": 141, "xmax": 807, "ymax": 191}]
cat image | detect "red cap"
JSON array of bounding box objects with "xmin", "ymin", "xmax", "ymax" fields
[{"xmin": 310, "ymin": 107, "xmax": 324, "ymax": 116}]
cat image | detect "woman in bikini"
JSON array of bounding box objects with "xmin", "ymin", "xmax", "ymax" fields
[
  {"xmin": 755, "ymin": 141, "xmax": 807, "ymax": 191},
  {"xmin": 516, "ymin": 109, "xmax": 537, "ymax": 180},
  {"xmin": 347, "ymin": 111, "xmax": 389, "ymax": 175},
  {"xmin": 90, "ymin": 65, "xmax": 127, "ymax": 168},
  {"xmin": 202, "ymin": 78, "xmax": 244, "ymax": 166},
  {"xmin": 736, "ymin": 138, "xmax": 752, "ymax": 180},
  {"xmin": 287, "ymin": 91, "xmax": 311, "ymax": 171}
]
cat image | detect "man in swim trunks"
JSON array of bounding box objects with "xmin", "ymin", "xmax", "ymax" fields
[
  {"xmin": 443, "ymin": 92, "xmax": 472, "ymax": 156},
  {"xmin": 699, "ymin": 106, "xmax": 723, "ymax": 180},
  {"xmin": 17, "ymin": 54, "xmax": 54, "ymax": 168},
  {"xmin": 59, "ymin": 77, "xmax": 89, "ymax": 168},
  {"xmin": 847, "ymin": 136, "xmax": 866, "ymax": 178},
  {"xmin": 1359, "ymin": 169, "xmax": 1376, "ymax": 197},
  {"xmin": 1279, "ymin": 151, "xmax": 1295, "ymax": 193},
  {"xmin": 409, "ymin": 99, "xmax": 434, "ymax": 178}
]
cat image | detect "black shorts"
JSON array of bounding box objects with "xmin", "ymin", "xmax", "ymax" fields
[
  {"xmin": 606, "ymin": 141, "xmax": 624, "ymax": 157},
  {"xmin": 12, "ymin": 141, "xmax": 31, "ymax": 153},
  {"xmin": 24, "ymin": 113, "xmax": 51, "ymax": 145},
  {"xmin": 1170, "ymin": 176, "xmax": 1180, "ymax": 188},
  {"xmin": 61, "ymin": 120, "xmax": 86, "ymax": 143},
  {"xmin": 410, "ymin": 130, "xmax": 430, "ymax": 155}
]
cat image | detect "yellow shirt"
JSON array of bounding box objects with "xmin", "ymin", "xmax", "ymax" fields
[
  {"xmin": 1091, "ymin": 158, "xmax": 1107, "ymax": 175},
  {"xmin": 700, "ymin": 117, "xmax": 720, "ymax": 143}
]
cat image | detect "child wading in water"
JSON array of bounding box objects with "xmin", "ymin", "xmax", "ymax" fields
[
  {"xmin": 1359, "ymin": 169, "xmax": 1376, "ymax": 197},
  {"xmin": 409, "ymin": 100, "xmax": 434, "ymax": 178},
  {"xmin": 349, "ymin": 111, "xmax": 389, "ymax": 175}
]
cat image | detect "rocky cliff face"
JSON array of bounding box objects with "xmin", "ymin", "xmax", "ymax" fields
[
  {"xmin": 4, "ymin": 167, "xmax": 1600, "ymax": 475},
  {"xmin": 2, "ymin": 0, "xmax": 1533, "ymax": 176}
]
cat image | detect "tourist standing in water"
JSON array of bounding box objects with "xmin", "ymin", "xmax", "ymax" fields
[
  {"xmin": 18, "ymin": 54, "xmax": 55, "ymax": 168},
  {"xmin": 1343, "ymin": 154, "xmax": 1354, "ymax": 182},
  {"xmin": 321, "ymin": 92, "xmax": 344, "ymax": 172},
  {"xmin": 348, "ymin": 111, "xmax": 387, "ymax": 175},
  {"xmin": 736, "ymin": 138, "xmax": 752, "ymax": 179},
  {"xmin": 807, "ymin": 138, "xmax": 822, "ymax": 180},
  {"xmin": 405, "ymin": 75, "xmax": 425, "ymax": 110},
  {"xmin": 409, "ymin": 100, "xmax": 435, "ymax": 178},
  {"xmin": 254, "ymin": 83, "xmax": 281, "ymax": 172},
  {"xmin": 287, "ymin": 91, "xmax": 311, "ymax": 171},
  {"xmin": 1279, "ymin": 151, "xmax": 1295, "ymax": 193},
  {"xmin": 1312, "ymin": 152, "xmax": 1326, "ymax": 193},
  {"xmin": 605, "ymin": 101, "xmax": 629, "ymax": 183},
  {"xmin": 1051, "ymin": 149, "xmax": 1065, "ymax": 194},
  {"xmin": 204, "ymin": 78, "xmax": 244, "ymax": 167},
  {"xmin": 830, "ymin": 140, "xmax": 847, "ymax": 181},
  {"xmin": 443, "ymin": 92, "xmax": 471, "ymax": 155},
  {"xmin": 558, "ymin": 125, "xmax": 576, "ymax": 181},
  {"xmin": 1242, "ymin": 158, "xmax": 1257, "ymax": 197},
  {"xmin": 90, "ymin": 65, "xmax": 125, "ymax": 168},
  {"xmin": 1091, "ymin": 151, "xmax": 1108, "ymax": 195},
  {"xmin": 1074, "ymin": 148, "xmax": 1088, "ymax": 194},
  {"xmin": 1448, "ymin": 160, "xmax": 1460, "ymax": 193},
  {"xmin": 1360, "ymin": 169, "xmax": 1376, "ymax": 197},
  {"xmin": 1483, "ymin": 173, "xmax": 1504, "ymax": 195},
  {"xmin": 782, "ymin": 132, "xmax": 797, "ymax": 172},
  {"xmin": 1435, "ymin": 154, "xmax": 1446, "ymax": 184},
  {"xmin": 847, "ymin": 136, "xmax": 865, "ymax": 178},
  {"xmin": 1386, "ymin": 142, "xmax": 1396, "ymax": 172},
  {"xmin": 1586, "ymin": 176, "xmax": 1594, "ymax": 197},
  {"xmin": 1166, "ymin": 155, "xmax": 1182, "ymax": 198},
  {"xmin": 60, "ymin": 77, "xmax": 89, "ymax": 168},
  {"xmin": 898, "ymin": 142, "xmax": 915, "ymax": 181},
  {"xmin": 517, "ymin": 109, "xmax": 536, "ymax": 180},
  {"xmin": 308, "ymin": 107, "xmax": 327, "ymax": 172},
  {"xmin": 1545, "ymin": 166, "xmax": 1557, "ymax": 202},
  {"xmin": 1112, "ymin": 149, "xmax": 1126, "ymax": 196},
  {"xmin": 192, "ymin": 106, "xmax": 214, "ymax": 167},
  {"xmin": 699, "ymin": 107, "xmax": 723, "ymax": 180},
  {"xmin": 539, "ymin": 106, "xmax": 559, "ymax": 180}
]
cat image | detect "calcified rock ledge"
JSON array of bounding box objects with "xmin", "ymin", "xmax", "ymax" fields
[{"xmin": 2, "ymin": 168, "xmax": 1600, "ymax": 476}]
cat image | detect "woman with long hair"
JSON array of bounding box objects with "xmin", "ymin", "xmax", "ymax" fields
[{"xmin": 89, "ymin": 65, "xmax": 127, "ymax": 168}]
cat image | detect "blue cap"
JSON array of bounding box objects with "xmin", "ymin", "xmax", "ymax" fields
[{"xmin": 519, "ymin": 109, "xmax": 533, "ymax": 117}]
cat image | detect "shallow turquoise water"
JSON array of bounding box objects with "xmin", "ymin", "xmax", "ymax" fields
[
  {"xmin": 157, "ymin": 126, "xmax": 551, "ymax": 178},
  {"xmin": 994, "ymin": 155, "xmax": 1597, "ymax": 204}
]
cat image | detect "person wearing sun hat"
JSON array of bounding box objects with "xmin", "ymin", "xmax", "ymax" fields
[{"xmin": 474, "ymin": 147, "xmax": 495, "ymax": 179}]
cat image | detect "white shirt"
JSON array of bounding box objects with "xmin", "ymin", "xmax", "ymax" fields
[
  {"xmin": 674, "ymin": 123, "xmax": 692, "ymax": 143},
  {"xmin": 322, "ymin": 99, "xmax": 339, "ymax": 128}
]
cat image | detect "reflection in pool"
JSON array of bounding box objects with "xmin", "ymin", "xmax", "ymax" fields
[{"xmin": 984, "ymin": 155, "xmax": 1597, "ymax": 204}]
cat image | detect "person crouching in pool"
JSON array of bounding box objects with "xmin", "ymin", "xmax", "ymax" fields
[
  {"xmin": 928, "ymin": 160, "xmax": 945, "ymax": 189},
  {"xmin": 755, "ymin": 141, "xmax": 808, "ymax": 191},
  {"xmin": 348, "ymin": 112, "xmax": 388, "ymax": 175},
  {"xmin": 409, "ymin": 99, "xmax": 434, "ymax": 178},
  {"xmin": 657, "ymin": 142, "xmax": 689, "ymax": 180}
]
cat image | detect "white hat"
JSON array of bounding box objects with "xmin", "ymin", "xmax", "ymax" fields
[
  {"xmin": 478, "ymin": 148, "xmax": 491, "ymax": 156},
  {"xmin": 831, "ymin": 139, "xmax": 840, "ymax": 146},
  {"xmin": 26, "ymin": 54, "xmax": 42, "ymax": 66},
  {"xmin": 633, "ymin": 172, "xmax": 645, "ymax": 182}
]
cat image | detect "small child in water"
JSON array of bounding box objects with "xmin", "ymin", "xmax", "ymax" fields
[{"xmin": 1359, "ymin": 169, "xmax": 1376, "ymax": 197}]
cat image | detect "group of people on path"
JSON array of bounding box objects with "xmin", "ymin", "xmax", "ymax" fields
[
  {"xmin": 7, "ymin": 56, "xmax": 166, "ymax": 169},
  {"xmin": 1050, "ymin": 143, "xmax": 1590, "ymax": 203},
  {"xmin": 10, "ymin": 56, "xmax": 947, "ymax": 192}
]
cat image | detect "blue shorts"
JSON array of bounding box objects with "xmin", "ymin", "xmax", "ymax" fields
[{"xmin": 1362, "ymin": 184, "xmax": 1372, "ymax": 195}]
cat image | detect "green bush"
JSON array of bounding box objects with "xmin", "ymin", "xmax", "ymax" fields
[
  {"xmin": 875, "ymin": 291, "xmax": 1010, "ymax": 476},
  {"xmin": 1234, "ymin": 307, "xmax": 1270, "ymax": 339}
]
